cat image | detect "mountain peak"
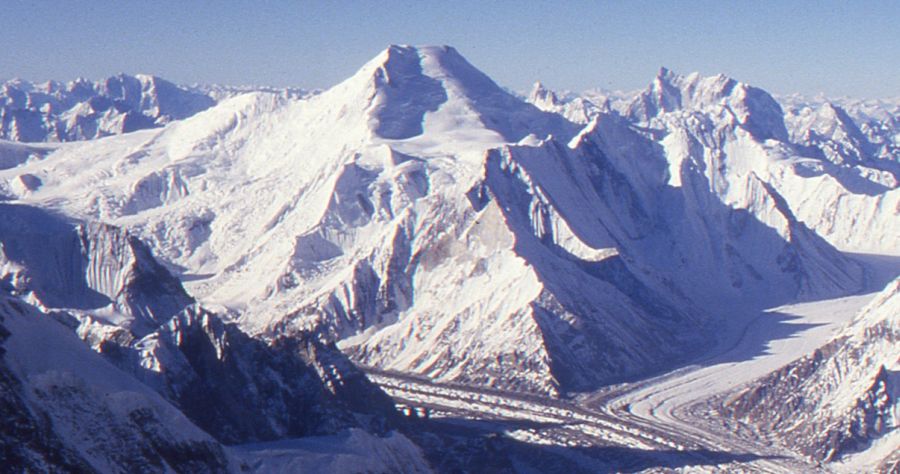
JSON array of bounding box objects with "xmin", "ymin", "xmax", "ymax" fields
[
  {"xmin": 528, "ymin": 81, "xmax": 560, "ymax": 107},
  {"xmin": 627, "ymin": 67, "xmax": 787, "ymax": 140},
  {"xmin": 334, "ymin": 45, "xmax": 576, "ymax": 142},
  {"xmin": 656, "ymin": 66, "xmax": 676, "ymax": 81},
  {"xmin": 363, "ymin": 44, "xmax": 465, "ymax": 79}
]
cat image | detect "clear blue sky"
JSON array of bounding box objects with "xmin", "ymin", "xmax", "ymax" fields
[{"xmin": 3, "ymin": 1, "xmax": 898, "ymax": 98}]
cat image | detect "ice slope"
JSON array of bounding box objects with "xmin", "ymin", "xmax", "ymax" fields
[
  {"xmin": 0, "ymin": 74, "xmax": 215, "ymax": 142},
  {"xmin": 0, "ymin": 295, "xmax": 234, "ymax": 473},
  {"xmin": 721, "ymin": 277, "xmax": 900, "ymax": 470},
  {"xmin": 0, "ymin": 46, "xmax": 869, "ymax": 397}
]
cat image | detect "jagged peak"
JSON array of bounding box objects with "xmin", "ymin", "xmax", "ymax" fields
[
  {"xmin": 0, "ymin": 74, "xmax": 185, "ymax": 97},
  {"xmin": 528, "ymin": 81, "xmax": 560, "ymax": 106},
  {"xmin": 655, "ymin": 66, "xmax": 678, "ymax": 83},
  {"xmin": 819, "ymin": 101, "xmax": 859, "ymax": 125},
  {"xmin": 629, "ymin": 67, "xmax": 787, "ymax": 140}
]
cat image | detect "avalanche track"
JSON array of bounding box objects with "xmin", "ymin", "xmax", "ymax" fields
[{"xmin": 369, "ymin": 286, "xmax": 888, "ymax": 473}]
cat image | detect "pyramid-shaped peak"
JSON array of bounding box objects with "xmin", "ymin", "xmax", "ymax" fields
[
  {"xmin": 341, "ymin": 45, "xmax": 497, "ymax": 100},
  {"xmin": 328, "ymin": 45, "xmax": 576, "ymax": 142}
]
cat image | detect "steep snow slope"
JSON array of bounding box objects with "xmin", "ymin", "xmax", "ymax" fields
[
  {"xmin": 721, "ymin": 277, "xmax": 899, "ymax": 470},
  {"xmin": 0, "ymin": 296, "xmax": 234, "ymax": 473},
  {"xmin": 0, "ymin": 46, "xmax": 869, "ymax": 397},
  {"xmin": 0, "ymin": 74, "xmax": 215, "ymax": 142}
]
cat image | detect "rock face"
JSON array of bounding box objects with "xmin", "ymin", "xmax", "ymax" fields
[
  {"xmin": 720, "ymin": 278, "xmax": 900, "ymax": 466},
  {"xmin": 0, "ymin": 74, "xmax": 215, "ymax": 142},
  {"xmin": 0, "ymin": 203, "xmax": 193, "ymax": 335},
  {"xmin": 80, "ymin": 305, "xmax": 398, "ymax": 445},
  {"xmin": 0, "ymin": 296, "xmax": 234, "ymax": 473},
  {"xmin": 0, "ymin": 202, "xmax": 405, "ymax": 461}
]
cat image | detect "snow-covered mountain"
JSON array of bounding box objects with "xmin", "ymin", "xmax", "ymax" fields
[
  {"xmin": 0, "ymin": 74, "xmax": 216, "ymax": 142},
  {"xmin": 528, "ymin": 72, "xmax": 900, "ymax": 254},
  {"xmin": 0, "ymin": 43, "xmax": 896, "ymax": 471},
  {"xmin": 720, "ymin": 277, "xmax": 899, "ymax": 471},
  {"xmin": 780, "ymin": 94, "xmax": 899, "ymax": 172},
  {"xmin": 0, "ymin": 45, "xmax": 875, "ymax": 399}
]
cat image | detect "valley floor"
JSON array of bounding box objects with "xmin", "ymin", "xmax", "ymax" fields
[{"xmin": 360, "ymin": 270, "xmax": 896, "ymax": 473}]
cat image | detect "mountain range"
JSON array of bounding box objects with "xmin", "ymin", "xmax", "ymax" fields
[{"xmin": 0, "ymin": 45, "xmax": 897, "ymax": 472}]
